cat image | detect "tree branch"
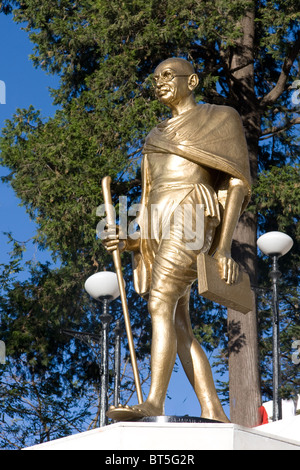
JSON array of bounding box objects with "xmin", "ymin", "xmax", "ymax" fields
[
  {"xmin": 260, "ymin": 33, "xmax": 300, "ymax": 108},
  {"xmin": 260, "ymin": 116, "xmax": 300, "ymax": 140}
]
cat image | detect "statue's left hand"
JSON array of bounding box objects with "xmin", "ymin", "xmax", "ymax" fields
[{"xmin": 214, "ymin": 250, "xmax": 239, "ymax": 285}]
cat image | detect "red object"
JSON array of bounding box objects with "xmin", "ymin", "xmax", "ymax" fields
[{"xmin": 258, "ymin": 405, "xmax": 269, "ymax": 425}]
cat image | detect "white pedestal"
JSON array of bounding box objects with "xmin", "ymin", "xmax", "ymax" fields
[{"xmin": 25, "ymin": 420, "xmax": 300, "ymax": 450}]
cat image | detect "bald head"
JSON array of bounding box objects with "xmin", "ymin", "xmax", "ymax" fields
[{"xmin": 155, "ymin": 57, "xmax": 196, "ymax": 76}]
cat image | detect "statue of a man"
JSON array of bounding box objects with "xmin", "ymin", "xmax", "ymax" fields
[{"xmin": 103, "ymin": 58, "xmax": 251, "ymax": 422}]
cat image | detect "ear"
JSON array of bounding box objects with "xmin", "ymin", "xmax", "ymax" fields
[{"xmin": 188, "ymin": 73, "xmax": 199, "ymax": 91}]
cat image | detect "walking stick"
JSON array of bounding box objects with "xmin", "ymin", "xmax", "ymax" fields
[{"xmin": 101, "ymin": 176, "xmax": 143, "ymax": 405}]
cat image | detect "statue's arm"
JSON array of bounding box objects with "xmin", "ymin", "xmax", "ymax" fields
[{"xmin": 213, "ymin": 177, "xmax": 248, "ymax": 284}]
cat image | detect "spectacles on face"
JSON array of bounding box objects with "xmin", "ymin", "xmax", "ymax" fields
[{"xmin": 152, "ymin": 69, "xmax": 190, "ymax": 85}]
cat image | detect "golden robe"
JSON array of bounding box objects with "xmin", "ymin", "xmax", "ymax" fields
[{"xmin": 132, "ymin": 104, "xmax": 251, "ymax": 300}]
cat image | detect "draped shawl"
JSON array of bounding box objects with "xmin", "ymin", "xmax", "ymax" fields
[{"xmin": 132, "ymin": 104, "xmax": 251, "ymax": 298}]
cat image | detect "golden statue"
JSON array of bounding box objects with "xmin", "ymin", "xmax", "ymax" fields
[{"xmin": 102, "ymin": 58, "xmax": 252, "ymax": 423}]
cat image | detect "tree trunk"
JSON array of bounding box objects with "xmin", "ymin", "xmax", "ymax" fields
[
  {"xmin": 227, "ymin": 211, "xmax": 261, "ymax": 427},
  {"xmin": 227, "ymin": 4, "xmax": 262, "ymax": 427}
]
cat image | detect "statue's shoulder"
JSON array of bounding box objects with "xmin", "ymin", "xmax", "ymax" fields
[{"xmin": 197, "ymin": 103, "xmax": 241, "ymax": 119}]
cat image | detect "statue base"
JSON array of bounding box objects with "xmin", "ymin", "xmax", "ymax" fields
[
  {"xmin": 107, "ymin": 405, "xmax": 223, "ymax": 423},
  {"xmin": 139, "ymin": 415, "xmax": 221, "ymax": 424},
  {"xmin": 25, "ymin": 418, "xmax": 300, "ymax": 450}
]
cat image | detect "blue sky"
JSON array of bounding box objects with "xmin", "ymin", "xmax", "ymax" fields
[
  {"xmin": 0, "ymin": 13, "xmax": 229, "ymax": 420},
  {"xmin": 0, "ymin": 14, "xmax": 59, "ymax": 265}
]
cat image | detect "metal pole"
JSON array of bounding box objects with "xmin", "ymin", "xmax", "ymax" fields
[
  {"xmin": 99, "ymin": 299, "xmax": 112, "ymax": 427},
  {"xmin": 270, "ymin": 255, "xmax": 282, "ymax": 421},
  {"xmin": 114, "ymin": 320, "xmax": 123, "ymax": 407}
]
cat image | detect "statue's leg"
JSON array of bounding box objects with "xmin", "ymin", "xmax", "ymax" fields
[
  {"xmin": 175, "ymin": 292, "xmax": 230, "ymax": 423},
  {"xmin": 144, "ymin": 294, "xmax": 177, "ymax": 414},
  {"xmin": 107, "ymin": 292, "xmax": 178, "ymax": 421}
]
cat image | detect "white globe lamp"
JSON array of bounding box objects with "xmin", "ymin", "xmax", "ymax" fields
[
  {"xmin": 84, "ymin": 271, "xmax": 121, "ymax": 302},
  {"xmin": 257, "ymin": 231, "xmax": 293, "ymax": 257}
]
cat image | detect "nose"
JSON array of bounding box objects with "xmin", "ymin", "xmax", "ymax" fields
[{"xmin": 155, "ymin": 77, "xmax": 164, "ymax": 87}]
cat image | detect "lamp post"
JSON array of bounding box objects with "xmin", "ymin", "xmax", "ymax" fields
[
  {"xmin": 113, "ymin": 320, "xmax": 123, "ymax": 408},
  {"xmin": 257, "ymin": 231, "xmax": 293, "ymax": 421},
  {"xmin": 84, "ymin": 271, "xmax": 122, "ymax": 426}
]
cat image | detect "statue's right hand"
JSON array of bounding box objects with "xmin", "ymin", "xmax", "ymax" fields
[{"xmin": 101, "ymin": 224, "xmax": 125, "ymax": 253}]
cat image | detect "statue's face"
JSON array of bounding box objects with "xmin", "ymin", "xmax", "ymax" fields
[{"xmin": 153, "ymin": 60, "xmax": 194, "ymax": 107}]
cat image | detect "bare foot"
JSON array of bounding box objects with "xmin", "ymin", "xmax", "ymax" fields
[
  {"xmin": 201, "ymin": 410, "xmax": 230, "ymax": 423},
  {"xmin": 107, "ymin": 401, "xmax": 163, "ymax": 421}
]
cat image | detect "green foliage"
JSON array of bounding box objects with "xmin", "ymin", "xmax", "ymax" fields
[
  {"xmin": 255, "ymin": 164, "xmax": 299, "ymax": 252},
  {"xmin": 0, "ymin": 357, "xmax": 92, "ymax": 449}
]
